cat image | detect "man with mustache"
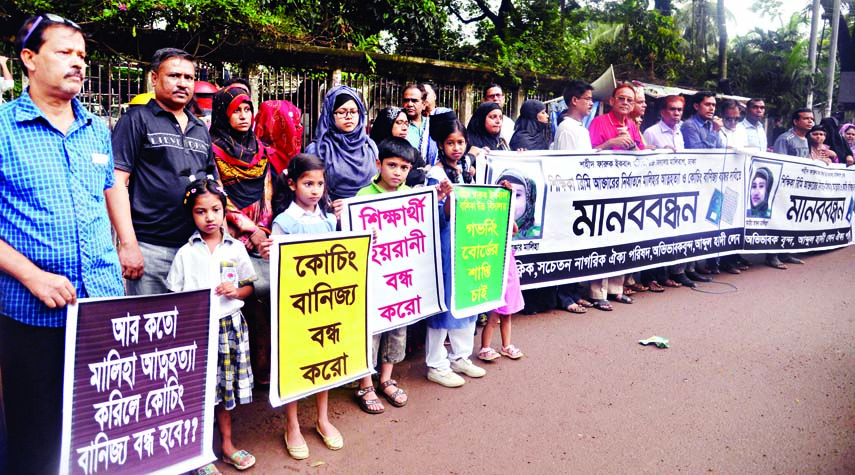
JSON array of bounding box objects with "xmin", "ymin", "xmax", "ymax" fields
[
  {"xmin": 107, "ymin": 48, "xmax": 216, "ymax": 295},
  {"xmin": 0, "ymin": 15, "xmax": 124, "ymax": 474}
]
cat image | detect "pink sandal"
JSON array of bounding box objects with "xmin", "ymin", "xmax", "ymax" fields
[
  {"xmin": 478, "ymin": 347, "xmax": 501, "ymax": 361},
  {"xmin": 500, "ymin": 345, "xmax": 524, "ymax": 359}
]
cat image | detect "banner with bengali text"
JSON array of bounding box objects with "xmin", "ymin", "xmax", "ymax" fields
[
  {"xmin": 61, "ymin": 289, "xmax": 218, "ymax": 475},
  {"xmin": 450, "ymin": 185, "xmax": 512, "ymax": 315},
  {"xmin": 269, "ymin": 232, "xmax": 372, "ymax": 407},
  {"xmin": 480, "ymin": 149, "xmax": 855, "ymax": 289},
  {"xmin": 341, "ymin": 187, "xmax": 446, "ymax": 334},
  {"xmin": 743, "ymin": 151, "xmax": 855, "ymax": 253}
]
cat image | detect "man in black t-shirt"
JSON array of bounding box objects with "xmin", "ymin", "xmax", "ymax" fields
[{"xmin": 106, "ymin": 47, "xmax": 216, "ymax": 295}]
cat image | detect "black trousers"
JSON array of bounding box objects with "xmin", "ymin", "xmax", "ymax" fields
[{"xmin": 0, "ymin": 314, "xmax": 65, "ymax": 475}]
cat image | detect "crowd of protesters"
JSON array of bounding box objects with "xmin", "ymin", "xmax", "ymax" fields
[{"xmin": 2, "ymin": 14, "xmax": 855, "ymax": 475}]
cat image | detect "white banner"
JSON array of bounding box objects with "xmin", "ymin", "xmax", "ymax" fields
[
  {"xmin": 341, "ymin": 187, "xmax": 446, "ymax": 333},
  {"xmin": 480, "ymin": 149, "xmax": 855, "ymax": 289}
]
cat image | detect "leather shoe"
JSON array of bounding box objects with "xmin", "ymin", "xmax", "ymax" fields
[
  {"xmin": 670, "ymin": 274, "xmax": 696, "ymax": 288},
  {"xmin": 685, "ymin": 271, "xmax": 711, "ymax": 282}
]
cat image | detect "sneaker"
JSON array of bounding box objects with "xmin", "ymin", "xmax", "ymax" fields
[
  {"xmin": 427, "ymin": 368, "xmax": 465, "ymax": 387},
  {"xmin": 450, "ymin": 358, "xmax": 486, "ymax": 378}
]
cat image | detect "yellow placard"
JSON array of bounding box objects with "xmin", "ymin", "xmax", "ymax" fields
[{"xmin": 275, "ymin": 234, "xmax": 370, "ymax": 399}]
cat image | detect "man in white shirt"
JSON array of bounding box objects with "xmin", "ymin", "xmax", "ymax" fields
[
  {"xmin": 553, "ymin": 80, "xmax": 594, "ymax": 151},
  {"xmin": 741, "ymin": 98, "xmax": 767, "ymax": 151},
  {"xmin": 718, "ymin": 99, "xmax": 748, "ymax": 148},
  {"xmin": 484, "ymin": 84, "xmax": 514, "ymax": 144},
  {"xmin": 643, "ymin": 95, "xmax": 685, "ymax": 151}
]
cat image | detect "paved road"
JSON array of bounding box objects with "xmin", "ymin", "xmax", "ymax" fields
[{"xmin": 219, "ymin": 248, "xmax": 855, "ymax": 474}]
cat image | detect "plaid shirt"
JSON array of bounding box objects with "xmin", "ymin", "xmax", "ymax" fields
[{"xmin": 0, "ymin": 90, "xmax": 123, "ymax": 327}]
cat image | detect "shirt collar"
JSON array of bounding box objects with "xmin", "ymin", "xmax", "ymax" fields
[
  {"xmin": 188, "ymin": 227, "xmax": 235, "ymax": 246},
  {"xmin": 285, "ymin": 201, "xmax": 322, "ymax": 220},
  {"xmin": 13, "ymin": 89, "xmax": 92, "ymax": 131},
  {"xmin": 145, "ymin": 98, "xmax": 205, "ymax": 128}
]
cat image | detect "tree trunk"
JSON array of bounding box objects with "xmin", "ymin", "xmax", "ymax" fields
[{"xmin": 717, "ymin": 0, "xmax": 727, "ymax": 79}]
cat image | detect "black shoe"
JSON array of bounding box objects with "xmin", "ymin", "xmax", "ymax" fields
[
  {"xmin": 671, "ymin": 273, "xmax": 696, "ymax": 288},
  {"xmin": 780, "ymin": 255, "xmax": 804, "ymax": 265},
  {"xmin": 685, "ymin": 271, "xmax": 712, "ymax": 282}
]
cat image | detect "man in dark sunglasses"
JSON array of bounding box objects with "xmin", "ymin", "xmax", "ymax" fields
[{"xmin": 0, "ymin": 14, "xmax": 124, "ymax": 475}]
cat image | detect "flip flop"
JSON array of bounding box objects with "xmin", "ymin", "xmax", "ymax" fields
[
  {"xmin": 623, "ymin": 287, "xmax": 636, "ymax": 296},
  {"xmin": 222, "ymin": 450, "xmax": 255, "ymax": 471},
  {"xmin": 191, "ymin": 464, "xmax": 222, "ymax": 475},
  {"xmin": 648, "ymin": 281, "xmax": 666, "ymax": 293},
  {"xmin": 565, "ymin": 304, "xmax": 587, "ymax": 314},
  {"xmin": 609, "ymin": 294, "xmax": 633, "ymax": 304},
  {"xmin": 592, "ymin": 299, "xmax": 613, "ymax": 311},
  {"xmin": 576, "ymin": 299, "xmax": 595, "ymax": 308}
]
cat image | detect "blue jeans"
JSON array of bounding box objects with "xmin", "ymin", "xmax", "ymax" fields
[{"xmin": 124, "ymin": 241, "xmax": 179, "ymax": 296}]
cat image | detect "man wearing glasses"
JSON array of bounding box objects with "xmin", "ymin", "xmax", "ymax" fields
[
  {"xmin": 718, "ymin": 99, "xmax": 748, "ymax": 148},
  {"xmin": 0, "ymin": 15, "xmax": 124, "ymax": 474},
  {"xmin": 553, "ymin": 79, "xmax": 595, "ymax": 151},
  {"xmin": 483, "ymin": 84, "xmax": 515, "ymax": 144},
  {"xmin": 643, "ymin": 95, "xmax": 685, "ymax": 152}
]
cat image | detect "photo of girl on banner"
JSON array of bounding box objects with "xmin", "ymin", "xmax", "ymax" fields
[
  {"xmin": 487, "ymin": 161, "xmax": 546, "ymax": 240},
  {"xmin": 747, "ymin": 160, "xmax": 783, "ymax": 219}
]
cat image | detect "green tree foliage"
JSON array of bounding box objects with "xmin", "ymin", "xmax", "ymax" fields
[
  {"xmin": 585, "ymin": 0, "xmax": 687, "ymax": 81},
  {"xmin": 727, "ymin": 13, "xmax": 815, "ymax": 115}
]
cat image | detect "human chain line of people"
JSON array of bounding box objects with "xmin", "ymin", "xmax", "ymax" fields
[{"xmin": 1, "ymin": 14, "xmax": 854, "ymax": 475}]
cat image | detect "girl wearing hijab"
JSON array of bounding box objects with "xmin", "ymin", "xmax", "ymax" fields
[
  {"xmin": 747, "ymin": 167, "xmax": 773, "ymax": 219},
  {"xmin": 370, "ymin": 107, "xmax": 427, "ymax": 186},
  {"xmin": 307, "ymin": 85, "xmax": 378, "ymax": 202},
  {"xmin": 211, "ymin": 85, "xmax": 276, "ymax": 383},
  {"xmin": 509, "ymin": 100, "xmax": 551, "ymax": 151},
  {"xmin": 467, "ymin": 102, "xmax": 509, "ymax": 151},
  {"xmin": 496, "ymin": 169, "xmax": 540, "ymax": 239}
]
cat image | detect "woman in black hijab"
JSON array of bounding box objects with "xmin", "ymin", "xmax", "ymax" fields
[
  {"xmin": 467, "ymin": 102, "xmax": 509, "ymax": 151},
  {"xmin": 509, "ymin": 100, "xmax": 551, "ymax": 151},
  {"xmin": 370, "ymin": 107, "xmax": 427, "ymax": 186}
]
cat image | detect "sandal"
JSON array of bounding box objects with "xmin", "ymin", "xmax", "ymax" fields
[
  {"xmin": 628, "ymin": 283, "xmax": 649, "ymax": 292},
  {"xmin": 379, "ymin": 379, "xmax": 408, "ymax": 407},
  {"xmin": 623, "ymin": 286, "xmax": 636, "ymax": 296},
  {"xmin": 478, "ymin": 346, "xmax": 501, "ymax": 361},
  {"xmin": 592, "ymin": 299, "xmax": 613, "ymax": 311},
  {"xmin": 222, "ymin": 450, "xmax": 256, "ymax": 471},
  {"xmin": 500, "ymin": 344, "xmax": 524, "ymax": 359},
  {"xmin": 576, "ymin": 298, "xmax": 594, "ymax": 308},
  {"xmin": 609, "ymin": 294, "xmax": 633, "ymax": 304},
  {"xmin": 565, "ymin": 303, "xmax": 587, "ymax": 314},
  {"xmin": 355, "ymin": 386, "xmax": 385, "ymax": 414},
  {"xmin": 661, "ymin": 279, "xmax": 682, "ymax": 288},
  {"xmin": 191, "ymin": 464, "xmax": 222, "ymax": 475},
  {"xmin": 647, "ymin": 281, "xmax": 665, "ymax": 292}
]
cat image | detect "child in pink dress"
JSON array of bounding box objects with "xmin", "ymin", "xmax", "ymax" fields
[{"xmin": 479, "ymin": 182, "xmax": 525, "ymax": 361}]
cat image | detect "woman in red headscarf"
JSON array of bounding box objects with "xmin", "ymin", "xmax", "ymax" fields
[{"xmin": 211, "ymin": 85, "xmax": 275, "ymax": 383}]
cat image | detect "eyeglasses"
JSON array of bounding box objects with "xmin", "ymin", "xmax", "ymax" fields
[
  {"xmin": 667, "ymin": 107, "xmax": 683, "ymax": 112},
  {"xmin": 402, "ymin": 98, "xmax": 421, "ymax": 104},
  {"xmin": 333, "ymin": 109, "xmax": 359, "ymax": 118},
  {"xmin": 21, "ymin": 14, "xmax": 81, "ymax": 48},
  {"xmin": 578, "ymin": 95, "xmax": 594, "ymax": 102},
  {"xmin": 394, "ymin": 119, "xmax": 409, "ymax": 126}
]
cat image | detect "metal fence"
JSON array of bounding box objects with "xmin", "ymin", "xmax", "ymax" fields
[{"xmin": 2, "ymin": 57, "xmax": 559, "ymax": 145}]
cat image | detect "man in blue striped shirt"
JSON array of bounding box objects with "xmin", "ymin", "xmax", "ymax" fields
[{"xmin": 0, "ymin": 15, "xmax": 123, "ymax": 475}]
